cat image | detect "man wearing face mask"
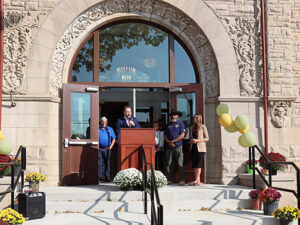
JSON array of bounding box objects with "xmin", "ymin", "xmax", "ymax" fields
[{"xmin": 164, "ymin": 109, "xmax": 186, "ymax": 185}]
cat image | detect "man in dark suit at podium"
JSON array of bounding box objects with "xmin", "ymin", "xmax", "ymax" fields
[{"xmin": 116, "ymin": 106, "xmax": 140, "ymax": 138}]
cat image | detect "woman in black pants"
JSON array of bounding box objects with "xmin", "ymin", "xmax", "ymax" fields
[{"xmin": 189, "ymin": 114, "xmax": 209, "ymax": 186}]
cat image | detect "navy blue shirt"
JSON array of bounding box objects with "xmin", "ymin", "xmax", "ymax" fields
[
  {"xmin": 165, "ymin": 120, "xmax": 186, "ymax": 149},
  {"xmin": 99, "ymin": 126, "xmax": 116, "ymax": 148}
]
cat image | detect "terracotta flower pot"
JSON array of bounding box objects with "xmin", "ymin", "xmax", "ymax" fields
[{"xmin": 251, "ymin": 198, "xmax": 262, "ymax": 210}]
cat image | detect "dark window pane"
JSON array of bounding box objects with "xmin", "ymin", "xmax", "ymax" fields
[
  {"xmin": 177, "ymin": 92, "xmax": 196, "ymax": 139},
  {"xmin": 174, "ymin": 39, "xmax": 196, "ymax": 83},
  {"xmin": 177, "ymin": 93, "xmax": 196, "ymax": 126},
  {"xmin": 71, "ymin": 37, "xmax": 94, "ymax": 82},
  {"xmin": 99, "ymin": 23, "xmax": 169, "ymax": 83},
  {"xmin": 71, "ymin": 93, "xmax": 91, "ymax": 139},
  {"xmin": 136, "ymin": 112, "xmax": 150, "ymax": 122}
]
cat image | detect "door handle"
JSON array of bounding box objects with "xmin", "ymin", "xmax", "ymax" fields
[
  {"xmin": 64, "ymin": 138, "xmax": 69, "ymax": 148},
  {"xmin": 64, "ymin": 138, "xmax": 98, "ymax": 147},
  {"xmin": 68, "ymin": 140, "xmax": 99, "ymax": 146},
  {"xmin": 85, "ymin": 87, "xmax": 99, "ymax": 92}
]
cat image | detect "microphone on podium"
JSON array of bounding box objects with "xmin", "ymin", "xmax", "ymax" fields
[{"xmin": 129, "ymin": 118, "xmax": 133, "ymax": 128}]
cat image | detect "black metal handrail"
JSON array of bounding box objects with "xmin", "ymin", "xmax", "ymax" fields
[
  {"xmin": 249, "ymin": 145, "xmax": 300, "ymax": 224},
  {"xmin": 0, "ymin": 146, "xmax": 26, "ymax": 209},
  {"xmin": 140, "ymin": 145, "xmax": 163, "ymax": 225}
]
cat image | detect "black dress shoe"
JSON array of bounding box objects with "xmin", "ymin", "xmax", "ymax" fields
[{"xmin": 105, "ymin": 178, "xmax": 111, "ymax": 182}]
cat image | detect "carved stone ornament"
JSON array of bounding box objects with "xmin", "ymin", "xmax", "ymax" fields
[
  {"xmin": 269, "ymin": 101, "xmax": 291, "ymax": 128},
  {"xmin": 49, "ymin": 0, "xmax": 219, "ymax": 98},
  {"xmin": 3, "ymin": 11, "xmax": 44, "ymax": 94},
  {"xmin": 221, "ymin": 16, "xmax": 262, "ymax": 97}
]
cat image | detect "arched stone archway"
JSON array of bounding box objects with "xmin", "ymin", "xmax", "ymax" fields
[
  {"xmin": 26, "ymin": 0, "xmax": 239, "ymax": 99},
  {"xmin": 21, "ymin": 0, "xmax": 241, "ymax": 184}
]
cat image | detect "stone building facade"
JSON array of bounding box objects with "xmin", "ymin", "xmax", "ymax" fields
[{"xmin": 1, "ymin": 0, "xmax": 300, "ymax": 189}]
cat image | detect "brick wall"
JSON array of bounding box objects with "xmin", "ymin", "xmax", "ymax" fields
[{"xmin": 4, "ymin": 0, "xmax": 60, "ymax": 11}]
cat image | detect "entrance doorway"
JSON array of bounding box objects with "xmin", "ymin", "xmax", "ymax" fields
[
  {"xmin": 62, "ymin": 83, "xmax": 203, "ymax": 185},
  {"xmin": 62, "ymin": 20, "xmax": 205, "ymax": 185}
]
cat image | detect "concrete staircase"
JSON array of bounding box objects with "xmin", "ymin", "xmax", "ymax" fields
[
  {"xmin": 7, "ymin": 183, "xmax": 298, "ymax": 225},
  {"xmin": 0, "ymin": 175, "xmax": 21, "ymax": 209}
]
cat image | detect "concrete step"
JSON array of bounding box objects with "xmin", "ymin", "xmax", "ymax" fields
[
  {"xmin": 45, "ymin": 201, "xmax": 145, "ymax": 213},
  {"xmin": 158, "ymin": 184, "xmax": 251, "ymax": 201},
  {"xmin": 162, "ymin": 210, "xmax": 298, "ymax": 225},
  {"xmin": 22, "ymin": 209, "xmax": 298, "ymax": 225},
  {"xmin": 24, "ymin": 211, "xmax": 150, "ymax": 225},
  {"xmin": 0, "ymin": 176, "xmax": 21, "ymax": 209},
  {"xmin": 19, "ymin": 183, "xmax": 298, "ymax": 225},
  {"xmin": 161, "ymin": 199, "xmax": 251, "ymax": 210},
  {"xmin": 41, "ymin": 183, "xmax": 251, "ymax": 202},
  {"xmin": 44, "ymin": 199, "xmax": 250, "ymax": 213}
]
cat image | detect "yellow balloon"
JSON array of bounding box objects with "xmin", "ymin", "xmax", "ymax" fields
[
  {"xmin": 238, "ymin": 124, "xmax": 250, "ymax": 134},
  {"xmin": 218, "ymin": 113, "xmax": 233, "ymax": 127},
  {"xmin": 225, "ymin": 123, "xmax": 238, "ymax": 133},
  {"xmin": 0, "ymin": 131, "xmax": 3, "ymax": 140}
]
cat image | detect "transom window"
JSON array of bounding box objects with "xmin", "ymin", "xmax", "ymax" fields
[{"xmin": 70, "ymin": 21, "xmax": 197, "ymax": 86}]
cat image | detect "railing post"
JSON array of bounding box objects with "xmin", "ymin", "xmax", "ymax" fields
[
  {"xmin": 268, "ymin": 163, "xmax": 272, "ymax": 187},
  {"xmin": 158, "ymin": 205, "xmax": 163, "ymax": 225},
  {"xmin": 144, "ymin": 164, "xmax": 147, "ymax": 215},
  {"xmin": 249, "ymin": 147, "xmax": 251, "ymax": 167},
  {"xmin": 21, "ymin": 147, "xmax": 26, "ymax": 170},
  {"xmin": 21, "ymin": 147, "xmax": 26, "ymax": 191},
  {"xmin": 297, "ymin": 171, "xmax": 300, "ymax": 225},
  {"xmin": 251, "ymin": 147, "xmax": 256, "ymax": 189},
  {"xmin": 252, "ymin": 147, "xmax": 256, "ymax": 189},
  {"xmin": 11, "ymin": 164, "xmax": 14, "ymax": 209},
  {"xmin": 151, "ymin": 174, "xmax": 154, "ymax": 225}
]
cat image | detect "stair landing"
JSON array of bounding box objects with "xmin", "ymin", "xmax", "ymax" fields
[{"xmin": 13, "ymin": 183, "xmax": 298, "ymax": 225}]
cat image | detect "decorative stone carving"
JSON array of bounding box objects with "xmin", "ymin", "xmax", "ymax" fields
[
  {"xmin": 269, "ymin": 101, "xmax": 291, "ymax": 128},
  {"xmin": 3, "ymin": 11, "xmax": 43, "ymax": 94},
  {"xmin": 50, "ymin": 0, "xmax": 219, "ymax": 98},
  {"xmin": 221, "ymin": 16, "xmax": 262, "ymax": 97}
]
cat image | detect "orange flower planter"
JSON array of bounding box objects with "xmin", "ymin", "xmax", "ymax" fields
[{"xmin": 251, "ymin": 198, "xmax": 262, "ymax": 210}]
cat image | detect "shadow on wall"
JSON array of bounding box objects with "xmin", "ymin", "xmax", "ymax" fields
[{"xmin": 205, "ymin": 102, "xmax": 222, "ymax": 184}]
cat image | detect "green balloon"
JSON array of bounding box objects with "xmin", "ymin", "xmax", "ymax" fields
[
  {"xmin": 0, "ymin": 140, "xmax": 13, "ymax": 155},
  {"xmin": 235, "ymin": 115, "xmax": 249, "ymax": 130},
  {"xmin": 243, "ymin": 132, "xmax": 256, "ymax": 147},
  {"xmin": 224, "ymin": 123, "xmax": 238, "ymax": 133},
  {"xmin": 238, "ymin": 135, "xmax": 248, "ymax": 147},
  {"xmin": 216, "ymin": 104, "xmax": 230, "ymax": 116}
]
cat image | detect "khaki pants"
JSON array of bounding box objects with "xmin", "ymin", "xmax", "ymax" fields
[{"xmin": 164, "ymin": 146, "xmax": 185, "ymax": 182}]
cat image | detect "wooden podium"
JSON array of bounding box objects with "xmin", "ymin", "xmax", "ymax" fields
[{"xmin": 118, "ymin": 128, "xmax": 155, "ymax": 171}]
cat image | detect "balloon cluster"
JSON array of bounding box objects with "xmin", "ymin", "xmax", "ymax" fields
[
  {"xmin": 0, "ymin": 131, "xmax": 13, "ymax": 155},
  {"xmin": 216, "ymin": 104, "xmax": 256, "ymax": 147}
]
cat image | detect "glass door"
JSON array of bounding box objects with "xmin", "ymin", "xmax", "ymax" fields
[
  {"xmin": 170, "ymin": 83, "xmax": 205, "ymax": 183},
  {"xmin": 62, "ymin": 84, "xmax": 99, "ymax": 185}
]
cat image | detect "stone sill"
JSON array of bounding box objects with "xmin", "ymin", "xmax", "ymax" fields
[{"xmin": 238, "ymin": 173, "xmax": 296, "ymax": 189}]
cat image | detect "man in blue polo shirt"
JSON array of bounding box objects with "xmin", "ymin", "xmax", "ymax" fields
[
  {"xmin": 164, "ymin": 109, "xmax": 186, "ymax": 185},
  {"xmin": 99, "ymin": 117, "xmax": 116, "ymax": 182}
]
